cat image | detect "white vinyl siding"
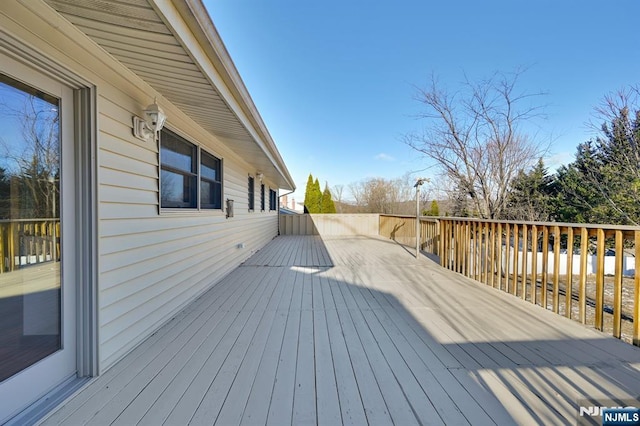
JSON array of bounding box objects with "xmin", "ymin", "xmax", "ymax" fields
[
  {"xmin": 97, "ymin": 102, "xmax": 279, "ymax": 369},
  {"xmin": 3, "ymin": 0, "xmax": 284, "ymax": 375}
]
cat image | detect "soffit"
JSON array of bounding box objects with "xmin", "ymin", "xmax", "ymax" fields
[{"xmin": 44, "ymin": 0, "xmax": 294, "ymax": 190}]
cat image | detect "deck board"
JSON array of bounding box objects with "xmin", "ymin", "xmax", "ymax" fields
[{"xmin": 40, "ymin": 235, "xmax": 640, "ymax": 425}]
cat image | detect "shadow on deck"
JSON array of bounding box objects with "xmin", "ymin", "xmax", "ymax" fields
[{"xmin": 40, "ymin": 235, "xmax": 640, "ymax": 425}]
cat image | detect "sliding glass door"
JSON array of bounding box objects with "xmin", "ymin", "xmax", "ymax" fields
[{"xmin": 0, "ymin": 54, "xmax": 77, "ymax": 422}]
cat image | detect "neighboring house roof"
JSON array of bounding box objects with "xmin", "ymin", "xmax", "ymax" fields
[
  {"xmin": 279, "ymin": 207, "xmax": 300, "ymax": 215},
  {"xmin": 44, "ymin": 0, "xmax": 295, "ymax": 191}
]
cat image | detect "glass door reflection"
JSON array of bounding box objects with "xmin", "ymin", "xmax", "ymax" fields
[{"xmin": 0, "ymin": 73, "xmax": 61, "ymax": 382}]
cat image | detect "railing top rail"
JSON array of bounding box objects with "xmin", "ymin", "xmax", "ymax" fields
[
  {"xmin": 379, "ymin": 214, "xmax": 440, "ymax": 222},
  {"xmin": 0, "ymin": 218, "xmax": 60, "ymax": 224},
  {"xmin": 437, "ymin": 216, "xmax": 640, "ymax": 232}
]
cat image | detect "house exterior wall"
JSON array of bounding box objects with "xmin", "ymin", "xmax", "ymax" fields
[{"xmin": 1, "ymin": 1, "xmax": 280, "ymax": 374}]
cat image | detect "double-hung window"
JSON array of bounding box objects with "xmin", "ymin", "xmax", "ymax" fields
[
  {"xmin": 269, "ymin": 189, "xmax": 277, "ymax": 211},
  {"xmin": 200, "ymin": 150, "xmax": 222, "ymax": 209},
  {"xmin": 260, "ymin": 183, "xmax": 265, "ymax": 211},
  {"xmin": 160, "ymin": 128, "xmax": 222, "ymax": 210}
]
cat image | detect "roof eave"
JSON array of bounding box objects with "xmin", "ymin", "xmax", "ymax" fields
[{"xmin": 153, "ymin": 0, "xmax": 295, "ymax": 191}]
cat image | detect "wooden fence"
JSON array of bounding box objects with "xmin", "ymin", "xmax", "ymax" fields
[
  {"xmin": 0, "ymin": 218, "xmax": 60, "ymax": 273},
  {"xmin": 378, "ymin": 215, "xmax": 440, "ymax": 253},
  {"xmin": 279, "ymin": 214, "xmax": 379, "ymax": 236}
]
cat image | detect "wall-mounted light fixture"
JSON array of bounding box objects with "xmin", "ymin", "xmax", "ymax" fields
[
  {"xmin": 256, "ymin": 172, "xmax": 264, "ymax": 182},
  {"xmin": 133, "ymin": 98, "xmax": 166, "ymax": 141},
  {"xmin": 226, "ymin": 199, "xmax": 234, "ymax": 219}
]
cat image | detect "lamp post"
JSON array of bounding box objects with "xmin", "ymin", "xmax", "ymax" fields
[{"xmin": 414, "ymin": 178, "xmax": 429, "ymax": 259}]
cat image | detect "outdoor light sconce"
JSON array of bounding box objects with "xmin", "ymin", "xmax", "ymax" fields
[
  {"xmin": 256, "ymin": 172, "xmax": 264, "ymax": 182},
  {"xmin": 226, "ymin": 199, "xmax": 234, "ymax": 219},
  {"xmin": 133, "ymin": 98, "xmax": 166, "ymax": 141}
]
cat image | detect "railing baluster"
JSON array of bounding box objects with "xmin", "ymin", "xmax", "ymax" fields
[
  {"xmin": 467, "ymin": 221, "xmax": 473, "ymax": 277},
  {"xmin": 565, "ymin": 226, "xmax": 574, "ymax": 319},
  {"xmin": 462, "ymin": 221, "xmax": 467, "ymax": 275},
  {"xmin": 453, "ymin": 219, "xmax": 457, "ymax": 271},
  {"xmin": 613, "ymin": 230, "xmax": 623, "ymax": 339},
  {"xmin": 475, "ymin": 221, "xmax": 481, "ymax": 281},
  {"xmin": 490, "ymin": 222, "xmax": 496, "ymax": 288},
  {"xmin": 504, "ymin": 223, "xmax": 511, "ymax": 293},
  {"xmin": 483, "ymin": 222, "xmax": 490, "ymax": 286},
  {"xmin": 634, "ymin": 230, "xmax": 640, "ymax": 347},
  {"xmin": 531, "ymin": 225, "xmax": 538, "ymax": 305},
  {"xmin": 541, "ymin": 226, "xmax": 549, "ymax": 309},
  {"xmin": 512, "ymin": 224, "xmax": 519, "ymax": 296},
  {"xmin": 579, "ymin": 227, "xmax": 588, "ymax": 324},
  {"xmin": 9, "ymin": 221, "xmax": 16, "ymax": 271},
  {"xmin": 595, "ymin": 228, "xmax": 605, "ymax": 331},
  {"xmin": 553, "ymin": 225, "xmax": 561, "ymax": 313},
  {"xmin": 0, "ymin": 223, "xmax": 4, "ymax": 273},
  {"xmin": 443, "ymin": 220, "xmax": 449, "ymax": 268},
  {"xmin": 496, "ymin": 222, "xmax": 503, "ymax": 291},
  {"xmin": 521, "ymin": 224, "xmax": 528, "ymax": 299},
  {"xmin": 448, "ymin": 220, "xmax": 453, "ymax": 269}
]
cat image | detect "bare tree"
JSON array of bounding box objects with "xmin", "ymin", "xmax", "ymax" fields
[
  {"xmin": 405, "ymin": 69, "xmax": 547, "ymax": 219},
  {"xmin": 0, "ymin": 91, "xmax": 59, "ymax": 219},
  {"xmin": 347, "ymin": 176, "xmax": 414, "ymax": 214},
  {"xmin": 331, "ymin": 184, "xmax": 344, "ymax": 213}
]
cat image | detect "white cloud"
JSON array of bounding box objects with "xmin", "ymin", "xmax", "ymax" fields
[
  {"xmin": 374, "ymin": 153, "xmax": 395, "ymax": 161},
  {"xmin": 544, "ymin": 151, "xmax": 575, "ymax": 171}
]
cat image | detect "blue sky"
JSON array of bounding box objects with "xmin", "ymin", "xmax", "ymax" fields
[{"xmin": 204, "ymin": 0, "xmax": 640, "ymax": 202}]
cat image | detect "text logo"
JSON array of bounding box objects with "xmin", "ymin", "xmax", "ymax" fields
[{"xmin": 602, "ymin": 407, "xmax": 640, "ymax": 426}]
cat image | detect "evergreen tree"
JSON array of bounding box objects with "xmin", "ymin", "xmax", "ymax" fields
[
  {"xmin": 554, "ymin": 90, "xmax": 640, "ymax": 225},
  {"xmin": 303, "ymin": 174, "xmax": 316, "ymax": 213},
  {"xmin": 303, "ymin": 173, "xmax": 323, "ymax": 213},
  {"xmin": 554, "ymin": 144, "xmax": 602, "ymax": 223},
  {"xmin": 423, "ymin": 200, "xmax": 440, "ymax": 216},
  {"xmin": 321, "ymin": 183, "xmax": 336, "ymax": 213},
  {"xmin": 311, "ymin": 178, "xmax": 322, "ymax": 213},
  {"xmin": 505, "ymin": 159, "xmax": 556, "ymax": 221}
]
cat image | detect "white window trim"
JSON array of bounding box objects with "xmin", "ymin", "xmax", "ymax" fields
[{"xmin": 158, "ymin": 127, "xmax": 224, "ymax": 214}]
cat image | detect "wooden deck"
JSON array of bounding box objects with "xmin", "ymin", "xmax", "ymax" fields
[{"xmin": 40, "ymin": 235, "xmax": 640, "ymax": 425}]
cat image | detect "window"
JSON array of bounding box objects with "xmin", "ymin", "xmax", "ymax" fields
[
  {"xmin": 260, "ymin": 183, "xmax": 265, "ymax": 211},
  {"xmin": 160, "ymin": 129, "xmax": 222, "ymax": 209},
  {"xmin": 200, "ymin": 150, "xmax": 222, "ymax": 209},
  {"xmin": 248, "ymin": 175, "xmax": 255, "ymax": 211},
  {"xmin": 269, "ymin": 188, "xmax": 277, "ymax": 211}
]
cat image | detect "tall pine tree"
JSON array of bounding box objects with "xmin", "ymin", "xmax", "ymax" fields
[
  {"xmin": 424, "ymin": 200, "xmax": 439, "ymax": 216},
  {"xmin": 303, "ymin": 174, "xmax": 315, "ymax": 213},
  {"xmin": 321, "ymin": 183, "xmax": 336, "ymax": 213},
  {"xmin": 505, "ymin": 159, "xmax": 556, "ymax": 221},
  {"xmin": 312, "ymin": 178, "xmax": 322, "ymax": 213},
  {"xmin": 303, "ymin": 174, "xmax": 323, "ymax": 213}
]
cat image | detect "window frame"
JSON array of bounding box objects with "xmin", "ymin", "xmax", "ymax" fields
[
  {"xmin": 260, "ymin": 183, "xmax": 265, "ymax": 212},
  {"xmin": 159, "ymin": 128, "xmax": 223, "ymax": 212},
  {"xmin": 247, "ymin": 175, "xmax": 255, "ymax": 212},
  {"xmin": 200, "ymin": 149, "xmax": 223, "ymax": 210},
  {"xmin": 269, "ymin": 188, "xmax": 277, "ymax": 211}
]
